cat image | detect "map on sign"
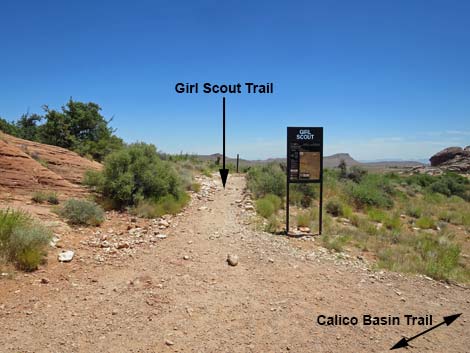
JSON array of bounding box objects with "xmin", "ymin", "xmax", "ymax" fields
[{"xmin": 299, "ymin": 151, "xmax": 321, "ymax": 180}]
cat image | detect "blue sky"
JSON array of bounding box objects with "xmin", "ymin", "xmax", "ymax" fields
[{"xmin": 1, "ymin": 0, "xmax": 469, "ymax": 161}]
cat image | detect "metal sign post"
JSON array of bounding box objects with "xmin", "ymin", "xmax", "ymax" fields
[{"xmin": 286, "ymin": 127, "xmax": 324, "ymax": 235}]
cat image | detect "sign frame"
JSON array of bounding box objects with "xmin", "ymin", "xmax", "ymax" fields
[{"xmin": 286, "ymin": 127, "xmax": 324, "ymax": 235}]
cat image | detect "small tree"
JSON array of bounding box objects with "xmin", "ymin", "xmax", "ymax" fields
[
  {"xmin": 92, "ymin": 143, "xmax": 184, "ymax": 208},
  {"xmin": 338, "ymin": 159, "xmax": 347, "ymax": 179}
]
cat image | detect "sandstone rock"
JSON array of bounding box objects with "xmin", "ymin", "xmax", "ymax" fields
[
  {"xmin": 430, "ymin": 147, "xmax": 463, "ymax": 166},
  {"xmin": 429, "ymin": 146, "xmax": 470, "ymax": 172}
]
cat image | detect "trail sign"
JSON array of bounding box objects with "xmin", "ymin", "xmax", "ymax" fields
[{"xmin": 286, "ymin": 127, "xmax": 324, "ymax": 235}]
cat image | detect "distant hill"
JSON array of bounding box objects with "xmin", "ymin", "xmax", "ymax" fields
[{"xmin": 196, "ymin": 152, "xmax": 424, "ymax": 170}]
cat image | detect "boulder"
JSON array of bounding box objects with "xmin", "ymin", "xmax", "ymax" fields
[
  {"xmin": 429, "ymin": 147, "xmax": 463, "ymax": 166},
  {"xmin": 429, "ymin": 146, "xmax": 470, "ymax": 173}
]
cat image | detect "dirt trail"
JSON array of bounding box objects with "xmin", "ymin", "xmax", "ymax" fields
[{"xmin": 1, "ymin": 175, "xmax": 469, "ymax": 352}]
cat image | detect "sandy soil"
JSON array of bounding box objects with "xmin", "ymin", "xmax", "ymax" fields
[{"xmin": 1, "ymin": 174, "xmax": 469, "ymax": 352}]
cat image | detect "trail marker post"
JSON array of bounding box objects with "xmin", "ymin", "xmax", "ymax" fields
[
  {"xmin": 237, "ymin": 154, "xmax": 239, "ymax": 173},
  {"xmin": 286, "ymin": 127, "xmax": 324, "ymax": 235}
]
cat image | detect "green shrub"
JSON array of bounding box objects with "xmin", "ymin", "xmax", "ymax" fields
[
  {"xmin": 31, "ymin": 191, "xmax": 59, "ymax": 204},
  {"xmin": 85, "ymin": 143, "xmax": 186, "ymax": 209},
  {"xmin": 265, "ymin": 215, "xmax": 280, "ymax": 233},
  {"xmin": 256, "ymin": 198, "xmax": 275, "ymax": 218},
  {"xmin": 255, "ymin": 194, "xmax": 282, "ymax": 219},
  {"xmin": 321, "ymin": 234, "xmax": 350, "ymax": 252},
  {"xmin": 405, "ymin": 205, "xmax": 422, "ymax": 218},
  {"xmin": 0, "ymin": 209, "xmax": 51, "ymax": 271},
  {"xmin": 9, "ymin": 225, "xmax": 52, "ymax": 271},
  {"xmin": 415, "ymin": 216, "xmax": 436, "ymax": 230},
  {"xmin": 297, "ymin": 211, "xmax": 311, "ymax": 227},
  {"xmin": 383, "ymin": 213, "xmax": 401, "ymax": 231},
  {"xmin": 326, "ymin": 198, "xmax": 344, "ymax": 217},
  {"xmin": 368, "ymin": 208, "xmax": 387, "ymax": 223},
  {"xmin": 427, "ymin": 173, "xmax": 469, "ymax": 200},
  {"xmin": 378, "ymin": 233, "xmax": 465, "ymax": 281},
  {"xmin": 132, "ymin": 193, "xmax": 190, "ymax": 218},
  {"xmin": 347, "ymin": 166, "xmax": 368, "ymax": 183},
  {"xmin": 246, "ymin": 163, "xmax": 285, "ymax": 198},
  {"xmin": 264, "ymin": 194, "xmax": 282, "ymax": 211},
  {"xmin": 347, "ymin": 180, "xmax": 393, "ymax": 209},
  {"xmin": 58, "ymin": 199, "xmax": 104, "ymax": 226},
  {"xmin": 290, "ymin": 183, "xmax": 317, "ymax": 207},
  {"xmin": 342, "ymin": 204, "xmax": 353, "ymax": 219},
  {"xmin": 83, "ymin": 170, "xmax": 105, "ymax": 190}
]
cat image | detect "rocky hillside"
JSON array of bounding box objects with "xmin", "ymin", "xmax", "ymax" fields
[
  {"xmin": 429, "ymin": 146, "xmax": 470, "ymax": 173},
  {"xmin": 0, "ymin": 132, "xmax": 101, "ymax": 195}
]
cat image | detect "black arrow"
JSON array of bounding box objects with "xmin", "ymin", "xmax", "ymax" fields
[
  {"xmin": 390, "ymin": 313, "xmax": 462, "ymax": 350},
  {"xmin": 219, "ymin": 96, "xmax": 229, "ymax": 188}
]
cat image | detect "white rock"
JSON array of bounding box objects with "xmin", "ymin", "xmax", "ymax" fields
[
  {"xmin": 49, "ymin": 236, "xmax": 60, "ymax": 247},
  {"xmin": 58, "ymin": 250, "xmax": 74, "ymax": 262},
  {"xmin": 158, "ymin": 219, "xmax": 170, "ymax": 227}
]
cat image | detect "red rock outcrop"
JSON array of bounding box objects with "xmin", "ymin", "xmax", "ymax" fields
[{"xmin": 0, "ymin": 132, "xmax": 101, "ymax": 194}]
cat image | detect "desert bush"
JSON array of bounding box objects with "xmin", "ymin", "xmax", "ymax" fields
[
  {"xmin": 367, "ymin": 209, "xmax": 400, "ymax": 230},
  {"xmin": 256, "ymin": 198, "xmax": 275, "ymax": 218},
  {"xmin": 31, "ymin": 191, "xmax": 59, "ymax": 205},
  {"xmin": 58, "ymin": 199, "xmax": 104, "ymax": 226},
  {"xmin": 265, "ymin": 215, "xmax": 280, "ymax": 233},
  {"xmin": 246, "ymin": 163, "xmax": 285, "ymax": 198},
  {"xmin": 297, "ymin": 211, "xmax": 311, "ymax": 227},
  {"xmin": 0, "ymin": 209, "xmax": 51, "ymax": 271},
  {"xmin": 405, "ymin": 205, "xmax": 422, "ymax": 218},
  {"xmin": 83, "ymin": 170, "xmax": 105, "ymax": 190},
  {"xmin": 132, "ymin": 193, "xmax": 190, "ymax": 219},
  {"xmin": 383, "ymin": 213, "xmax": 401, "ymax": 231},
  {"xmin": 378, "ymin": 233, "xmax": 465, "ymax": 281},
  {"xmin": 347, "ymin": 177, "xmax": 394, "ymax": 209},
  {"xmin": 321, "ymin": 234, "xmax": 351, "ymax": 252},
  {"xmin": 290, "ymin": 184, "xmax": 317, "ymax": 207},
  {"xmin": 326, "ymin": 198, "xmax": 344, "ymax": 217},
  {"xmin": 415, "ymin": 216, "xmax": 436, "ymax": 230},
  {"xmin": 85, "ymin": 143, "xmax": 186, "ymax": 210},
  {"xmin": 347, "ymin": 166, "xmax": 368, "ymax": 183},
  {"xmin": 264, "ymin": 194, "xmax": 282, "ymax": 210},
  {"xmin": 368, "ymin": 208, "xmax": 387, "ymax": 223},
  {"xmin": 255, "ymin": 194, "xmax": 282, "ymax": 219}
]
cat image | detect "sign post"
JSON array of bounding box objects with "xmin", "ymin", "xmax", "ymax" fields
[{"xmin": 286, "ymin": 127, "xmax": 323, "ymax": 235}]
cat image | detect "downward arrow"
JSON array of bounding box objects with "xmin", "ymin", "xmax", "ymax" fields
[
  {"xmin": 219, "ymin": 96, "xmax": 229, "ymax": 188},
  {"xmin": 390, "ymin": 313, "xmax": 462, "ymax": 350}
]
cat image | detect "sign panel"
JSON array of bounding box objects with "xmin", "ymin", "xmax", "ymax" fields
[
  {"xmin": 287, "ymin": 127, "xmax": 323, "ymax": 183},
  {"xmin": 286, "ymin": 127, "xmax": 324, "ymax": 236}
]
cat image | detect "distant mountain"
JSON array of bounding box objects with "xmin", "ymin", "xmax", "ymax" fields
[
  {"xmin": 197, "ymin": 152, "xmax": 424, "ymax": 170},
  {"xmin": 323, "ymin": 153, "xmax": 360, "ymax": 168}
]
